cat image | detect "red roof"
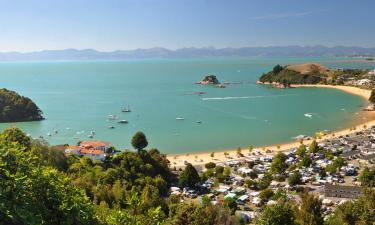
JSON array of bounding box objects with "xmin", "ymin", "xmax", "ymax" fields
[
  {"xmin": 67, "ymin": 145, "xmax": 81, "ymax": 151},
  {"xmin": 80, "ymin": 140, "xmax": 110, "ymax": 148}
]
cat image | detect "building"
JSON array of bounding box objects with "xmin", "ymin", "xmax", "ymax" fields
[
  {"xmin": 65, "ymin": 140, "xmax": 111, "ymax": 161},
  {"xmin": 324, "ymin": 184, "xmax": 363, "ymax": 199}
]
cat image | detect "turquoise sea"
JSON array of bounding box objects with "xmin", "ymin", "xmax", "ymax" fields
[{"xmin": 0, "ymin": 58, "xmax": 374, "ymax": 153}]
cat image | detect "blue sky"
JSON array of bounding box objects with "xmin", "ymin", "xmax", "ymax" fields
[{"xmin": 0, "ymin": 0, "xmax": 374, "ymax": 52}]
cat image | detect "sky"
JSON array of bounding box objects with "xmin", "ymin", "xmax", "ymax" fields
[{"xmin": 0, "ymin": 0, "xmax": 375, "ymax": 52}]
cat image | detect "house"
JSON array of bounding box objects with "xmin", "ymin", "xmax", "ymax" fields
[
  {"xmin": 324, "ymin": 184, "xmax": 363, "ymax": 199},
  {"xmin": 80, "ymin": 148, "xmax": 106, "ymax": 161},
  {"xmin": 65, "ymin": 145, "xmax": 82, "ymax": 155},
  {"xmin": 65, "ymin": 140, "xmax": 111, "ymax": 161},
  {"xmin": 79, "ymin": 140, "xmax": 111, "ymax": 152}
]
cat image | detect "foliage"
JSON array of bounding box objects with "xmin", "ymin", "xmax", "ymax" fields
[
  {"xmin": 259, "ymin": 189, "xmax": 274, "ymax": 203},
  {"xmin": 271, "ymin": 153, "xmax": 287, "ymax": 174},
  {"xmin": 299, "ymin": 156, "xmax": 313, "ymax": 168},
  {"xmin": 258, "ymin": 173, "xmax": 272, "ymax": 190},
  {"xmin": 296, "ymin": 144, "xmax": 307, "ymax": 158},
  {"xmin": 223, "ymin": 197, "xmax": 238, "ymax": 215},
  {"xmin": 0, "ymin": 137, "xmax": 99, "ymax": 225},
  {"xmin": 200, "ymin": 75, "xmax": 220, "ymax": 84},
  {"xmin": 272, "ymin": 64, "xmax": 284, "ymax": 74},
  {"xmin": 296, "ymin": 193, "xmax": 323, "ymax": 225},
  {"xmin": 256, "ymin": 203, "xmax": 296, "ymax": 225},
  {"xmin": 178, "ymin": 163, "xmax": 200, "ymax": 188},
  {"xmin": 0, "ymin": 88, "xmax": 44, "ymax": 122},
  {"xmin": 166, "ymin": 202, "xmax": 239, "ymax": 225},
  {"xmin": 326, "ymin": 189, "xmax": 375, "ymax": 225},
  {"xmin": 288, "ymin": 171, "xmax": 302, "ymax": 186},
  {"xmin": 1, "ymin": 127, "xmax": 31, "ymax": 149},
  {"xmin": 359, "ymin": 166, "xmax": 375, "ymax": 187},
  {"xmin": 309, "ymin": 140, "xmax": 319, "ymax": 153},
  {"xmin": 131, "ymin": 131, "xmax": 149, "ymax": 151},
  {"xmin": 259, "ymin": 67, "xmax": 323, "ymax": 85},
  {"xmin": 205, "ymin": 162, "xmax": 216, "ymax": 169}
]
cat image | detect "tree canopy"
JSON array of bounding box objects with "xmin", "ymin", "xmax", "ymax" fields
[
  {"xmin": 178, "ymin": 163, "xmax": 200, "ymax": 188},
  {"xmin": 131, "ymin": 131, "xmax": 149, "ymax": 151}
]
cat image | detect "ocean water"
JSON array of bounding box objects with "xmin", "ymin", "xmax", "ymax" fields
[{"xmin": 0, "ymin": 58, "xmax": 374, "ymax": 153}]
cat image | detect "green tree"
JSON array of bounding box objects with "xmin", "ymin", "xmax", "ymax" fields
[
  {"xmin": 299, "ymin": 156, "xmax": 312, "ymax": 168},
  {"xmin": 205, "ymin": 162, "xmax": 216, "ymax": 169},
  {"xmin": 0, "ymin": 140, "xmax": 99, "ymax": 225},
  {"xmin": 309, "ymin": 140, "xmax": 319, "ymax": 153},
  {"xmin": 271, "ymin": 153, "xmax": 287, "ymax": 174},
  {"xmin": 223, "ymin": 197, "xmax": 237, "ymax": 215},
  {"xmin": 296, "ymin": 144, "xmax": 307, "ymax": 158},
  {"xmin": 359, "ymin": 166, "xmax": 375, "ymax": 187},
  {"xmin": 296, "ymin": 193, "xmax": 324, "ymax": 225},
  {"xmin": 131, "ymin": 131, "xmax": 149, "ymax": 152},
  {"xmin": 272, "ymin": 64, "xmax": 284, "ymax": 74},
  {"xmin": 259, "ymin": 189, "xmax": 274, "ymax": 203},
  {"xmin": 1, "ymin": 127, "xmax": 31, "ymax": 149},
  {"xmin": 248, "ymin": 144, "xmax": 253, "ymax": 154},
  {"xmin": 256, "ymin": 203, "xmax": 296, "ymax": 225},
  {"xmin": 179, "ymin": 163, "xmax": 200, "ymax": 188},
  {"xmin": 288, "ymin": 171, "xmax": 302, "ymax": 186}
]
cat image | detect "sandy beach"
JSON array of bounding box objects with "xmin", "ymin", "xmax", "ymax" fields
[{"xmin": 167, "ymin": 85, "xmax": 375, "ymax": 168}]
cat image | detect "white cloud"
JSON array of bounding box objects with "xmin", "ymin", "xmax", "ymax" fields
[{"xmin": 253, "ymin": 10, "xmax": 327, "ymax": 20}]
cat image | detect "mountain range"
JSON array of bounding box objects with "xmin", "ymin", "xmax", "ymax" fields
[{"xmin": 1, "ymin": 46, "xmax": 375, "ymax": 61}]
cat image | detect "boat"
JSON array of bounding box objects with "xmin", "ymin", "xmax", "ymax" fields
[
  {"xmin": 88, "ymin": 134, "xmax": 94, "ymax": 138},
  {"xmin": 176, "ymin": 117, "xmax": 184, "ymax": 120},
  {"xmin": 304, "ymin": 113, "xmax": 313, "ymax": 118},
  {"xmin": 108, "ymin": 126, "xmax": 115, "ymax": 129},
  {"xmin": 118, "ymin": 120, "xmax": 129, "ymax": 124},
  {"xmin": 196, "ymin": 121, "xmax": 202, "ymax": 124},
  {"xmin": 122, "ymin": 105, "xmax": 131, "ymax": 112},
  {"xmin": 47, "ymin": 133, "xmax": 51, "ymax": 136},
  {"xmin": 108, "ymin": 114, "xmax": 118, "ymax": 120}
]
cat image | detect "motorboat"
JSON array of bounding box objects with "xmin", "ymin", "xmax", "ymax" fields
[
  {"xmin": 108, "ymin": 115, "xmax": 118, "ymax": 120},
  {"xmin": 118, "ymin": 120, "xmax": 129, "ymax": 124}
]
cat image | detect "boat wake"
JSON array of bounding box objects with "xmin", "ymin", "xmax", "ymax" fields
[{"xmin": 201, "ymin": 94, "xmax": 296, "ymax": 101}]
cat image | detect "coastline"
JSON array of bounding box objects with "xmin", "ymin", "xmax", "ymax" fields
[{"xmin": 167, "ymin": 84, "xmax": 375, "ymax": 168}]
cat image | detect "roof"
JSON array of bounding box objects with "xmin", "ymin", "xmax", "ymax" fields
[
  {"xmin": 325, "ymin": 184, "xmax": 363, "ymax": 192},
  {"xmin": 66, "ymin": 145, "xmax": 81, "ymax": 151},
  {"xmin": 224, "ymin": 193, "xmax": 236, "ymax": 199},
  {"xmin": 80, "ymin": 140, "xmax": 110, "ymax": 148},
  {"xmin": 238, "ymin": 195, "xmax": 249, "ymax": 201}
]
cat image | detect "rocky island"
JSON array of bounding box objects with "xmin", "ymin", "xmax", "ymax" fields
[
  {"xmin": 0, "ymin": 88, "xmax": 44, "ymax": 122},
  {"xmin": 197, "ymin": 74, "xmax": 220, "ymax": 85},
  {"xmin": 197, "ymin": 74, "xmax": 226, "ymax": 88}
]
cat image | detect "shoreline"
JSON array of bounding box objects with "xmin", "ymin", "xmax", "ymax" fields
[{"xmin": 167, "ymin": 84, "xmax": 375, "ymax": 168}]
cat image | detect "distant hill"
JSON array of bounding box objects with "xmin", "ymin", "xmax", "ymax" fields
[{"xmin": 1, "ymin": 46, "xmax": 375, "ymax": 61}]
